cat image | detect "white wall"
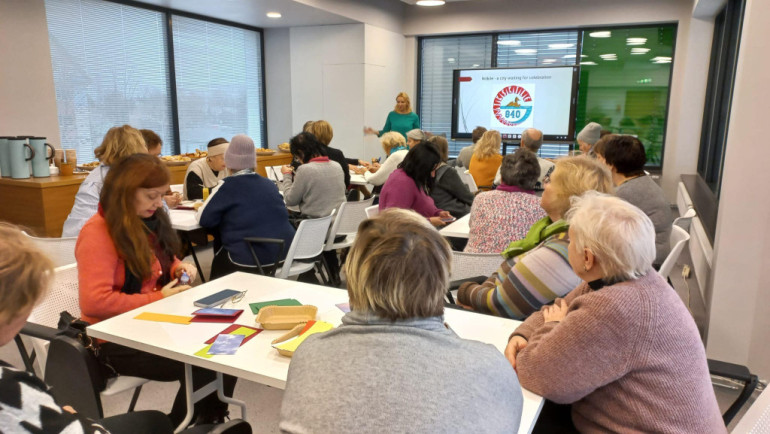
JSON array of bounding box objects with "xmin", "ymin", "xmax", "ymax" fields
[
  {"xmin": 0, "ymin": 0, "xmax": 60, "ymax": 146},
  {"xmin": 264, "ymin": 28, "xmax": 293, "ymax": 146},
  {"xmin": 706, "ymin": 0, "xmax": 770, "ymax": 378}
]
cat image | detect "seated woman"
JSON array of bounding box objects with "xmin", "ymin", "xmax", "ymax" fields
[
  {"xmin": 76, "ymin": 154, "xmax": 235, "ymax": 427},
  {"xmin": 457, "ymin": 156, "xmax": 613, "ymax": 319},
  {"xmin": 141, "ymin": 129, "xmax": 181, "ymax": 209},
  {"xmin": 183, "ymin": 137, "xmax": 228, "ymax": 200},
  {"xmin": 506, "ymin": 193, "xmax": 723, "ymax": 433},
  {"xmin": 280, "ymin": 132, "xmax": 346, "ymax": 218},
  {"xmin": 468, "ymin": 130, "xmax": 503, "ymax": 190},
  {"xmin": 62, "ymin": 125, "xmax": 147, "ymax": 237},
  {"xmin": 198, "ymin": 134, "xmax": 295, "ymax": 279},
  {"xmin": 307, "ymin": 120, "xmax": 351, "ymax": 188},
  {"xmin": 280, "ymin": 209, "xmax": 524, "ymax": 433},
  {"xmin": 378, "ymin": 141, "xmax": 452, "ymax": 227},
  {"xmin": 595, "ymin": 134, "xmax": 673, "ymax": 266},
  {"xmin": 428, "ymin": 135, "xmax": 474, "ymax": 218},
  {"xmin": 352, "ymin": 131, "xmax": 409, "ymax": 187},
  {"xmin": 465, "ymin": 149, "xmax": 546, "ymax": 253},
  {"xmin": 0, "ymin": 224, "xmax": 174, "ymax": 434}
]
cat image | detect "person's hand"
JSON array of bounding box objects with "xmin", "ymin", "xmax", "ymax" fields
[
  {"xmin": 543, "ymin": 299, "xmax": 569, "ymax": 322},
  {"xmin": 455, "ymin": 299, "xmax": 474, "ymax": 310},
  {"xmin": 280, "ymin": 165, "xmax": 294, "ymax": 175},
  {"xmin": 368, "ymin": 162, "xmax": 381, "ymax": 173},
  {"xmin": 175, "ymin": 262, "xmax": 198, "ymax": 283},
  {"xmin": 358, "ymin": 160, "xmax": 371, "ymax": 167},
  {"xmin": 438, "ymin": 210, "xmax": 452, "ymax": 219},
  {"xmin": 161, "ymin": 279, "xmax": 191, "ymax": 297},
  {"xmin": 352, "ymin": 166, "xmax": 367, "ymax": 175},
  {"xmin": 164, "ymin": 192, "xmax": 181, "ymax": 208},
  {"xmin": 504, "ymin": 336, "xmax": 528, "ymax": 370},
  {"xmin": 62, "ymin": 405, "xmax": 77, "ymax": 414},
  {"xmin": 363, "ymin": 127, "xmax": 378, "ymax": 136},
  {"xmin": 429, "ymin": 216, "xmax": 447, "ymax": 227}
]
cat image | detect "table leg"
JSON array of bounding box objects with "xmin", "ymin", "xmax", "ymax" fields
[
  {"xmin": 179, "ymin": 231, "xmax": 206, "ymax": 283},
  {"xmin": 216, "ymin": 372, "xmax": 247, "ymax": 419},
  {"xmin": 174, "ymin": 364, "xmax": 248, "ymax": 433}
]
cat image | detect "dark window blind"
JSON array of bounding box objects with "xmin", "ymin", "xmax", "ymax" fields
[
  {"xmin": 172, "ymin": 16, "xmax": 264, "ymax": 152},
  {"xmin": 44, "ymin": 0, "xmax": 174, "ymax": 160}
]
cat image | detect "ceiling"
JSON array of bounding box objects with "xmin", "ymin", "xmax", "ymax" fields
[{"xmin": 130, "ymin": 0, "xmax": 358, "ymax": 28}]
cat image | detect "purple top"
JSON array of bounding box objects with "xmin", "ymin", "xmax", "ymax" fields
[{"xmin": 378, "ymin": 169, "xmax": 442, "ymax": 218}]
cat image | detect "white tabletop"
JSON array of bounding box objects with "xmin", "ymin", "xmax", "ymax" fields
[
  {"xmin": 349, "ymin": 172, "xmax": 368, "ymax": 186},
  {"xmin": 439, "ymin": 213, "xmax": 470, "ymax": 238},
  {"xmin": 87, "ymin": 272, "xmax": 542, "ymax": 433},
  {"xmin": 169, "ymin": 209, "xmax": 201, "ymax": 231}
]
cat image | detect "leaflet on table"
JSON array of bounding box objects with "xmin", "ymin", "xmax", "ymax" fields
[{"xmin": 195, "ymin": 325, "xmax": 263, "ymax": 359}]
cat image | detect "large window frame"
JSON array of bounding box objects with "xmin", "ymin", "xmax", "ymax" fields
[
  {"xmin": 417, "ymin": 23, "xmax": 677, "ymax": 169},
  {"xmin": 47, "ymin": 0, "xmax": 267, "ymax": 155}
]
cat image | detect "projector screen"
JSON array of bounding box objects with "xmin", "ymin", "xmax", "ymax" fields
[{"xmin": 451, "ymin": 66, "xmax": 579, "ymax": 141}]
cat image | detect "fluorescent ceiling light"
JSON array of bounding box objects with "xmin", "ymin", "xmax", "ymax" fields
[
  {"xmin": 472, "ymin": 64, "xmax": 480, "ymax": 67},
  {"xmin": 542, "ymin": 59, "xmax": 557, "ymax": 63},
  {"xmin": 266, "ymin": 12, "xmax": 282, "ymax": 18},
  {"xmin": 447, "ymin": 57, "xmax": 456, "ymax": 62},
  {"xmin": 416, "ymin": 0, "xmax": 445, "ymax": 6},
  {"xmin": 497, "ymin": 40, "xmax": 521, "ymax": 46},
  {"xmin": 515, "ymin": 49, "xmax": 537, "ymax": 55},
  {"xmin": 653, "ymin": 59, "xmax": 672, "ymax": 63},
  {"xmin": 562, "ymin": 54, "xmax": 587, "ymax": 59},
  {"xmin": 599, "ymin": 53, "xmax": 617, "ymax": 59},
  {"xmin": 651, "ymin": 56, "xmax": 672, "ymax": 61},
  {"xmin": 631, "ymin": 48, "xmax": 651, "ymax": 54},
  {"xmin": 626, "ymin": 37, "xmax": 647, "ymax": 45},
  {"xmin": 589, "ymin": 31, "xmax": 611, "ymax": 38},
  {"xmin": 580, "ymin": 61, "xmax": 598, "ymax": 65},
  {"xmin": 548, "ymin": 43, "xmax": 574, "ymax": 49}
]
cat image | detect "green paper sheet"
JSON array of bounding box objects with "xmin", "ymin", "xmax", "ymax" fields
[{"xmin": 249, "ymin": 298, "xmax": 301, "ymax": 314}]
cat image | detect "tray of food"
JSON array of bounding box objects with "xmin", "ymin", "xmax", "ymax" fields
[
  {"xmin": 77, "ymin": 161, "xmax": 100, "ymax": 171},
  {"xmin": 183, "ymin": 149, "xmax": 208, "ymax": 160},
  {"xmin": 277, "ymin": 143, "xmax": 291, "ymax": 153},
  {"xmin": 255, "ymin": 305, "xmax": 317, "ymax": 330},
  {"xmin": 256, "ymin": 148, "xmax": 276, "ymax": 156},
  {"xmin": 161, "ymin": 155, "xmax": 192, "ymax": 166}
]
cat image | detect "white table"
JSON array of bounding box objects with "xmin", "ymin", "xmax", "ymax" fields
[
  {"xmin": 169, "ymin": 209, "xmax": 201, "ymax": 231},
  {"xmin": 440, "ymin": 213, "xmax": 470, "ymax": 238},
  {"xmin": 349, "ymin": 172, "xmax": 369, "ymax": 186},
  {"xmin": 88, "ymin": 272, "xmax": 543, "ymax": 433}
]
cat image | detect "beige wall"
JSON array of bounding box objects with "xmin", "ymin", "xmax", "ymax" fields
[{"xmin": 0, "ymin": 0, "xmax": 60, "ymax": 146}]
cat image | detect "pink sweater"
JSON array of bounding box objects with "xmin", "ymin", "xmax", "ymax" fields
[
  {"xmin": 378, "ymin": 168, "xmax": 442, "ymax": 218},
  {"xmin": 513, "ymin": 272, "xmax": 725, "ymax": 433}
]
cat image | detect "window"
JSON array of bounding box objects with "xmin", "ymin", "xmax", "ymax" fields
[
  {"xmin": 44, "ymin": 0, "xmax": 265, "ymax": 160},
  {"xmin": 172, "ymin": 16, "xmax": 264, "ymax": 153}
]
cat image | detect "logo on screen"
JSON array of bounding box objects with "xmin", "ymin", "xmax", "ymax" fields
[{"xmin": 493, "ymin": 85, "xmax": 534, "ymax": 127}]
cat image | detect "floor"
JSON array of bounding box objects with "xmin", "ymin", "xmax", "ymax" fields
[{"xmin": 1, "ymin": 243, "xmax": 762, "ymax": 432}]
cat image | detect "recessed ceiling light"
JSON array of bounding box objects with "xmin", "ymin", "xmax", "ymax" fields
[
  {"xmin": 631, "ymin": 48, "xmax": 651, "ymax": 54},
  {"xmin": 548, "ymin": 43, "xmax": 574, "ymax": 49},
  {"xmin": 515, "ymin": 49, "xmax": 537, "ymax": 55},
  {"xmin": 497, "ymin": 40, "xmax": 521, "ymax": 46},
  {"xmin": 416, "ymin": 0, "xmax": 445, "ymax": 6},
  {"xmin": 266, "ymin": 12, "xmax": 281, "ymax": 18},
  {"xmin": 626, "ymin": 37, "xmax": 647, "ymax": 45},
  {"xmin": 589, "ymin": 31, "xmax": 611, "ymax": 38},
  {"xmin": 580, "ymin": 61, "xmax": 598, "ymax": 65}
]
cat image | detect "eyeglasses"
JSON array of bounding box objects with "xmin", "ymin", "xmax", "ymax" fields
[
  {"xmin": 219, "ymin": 290, "xmax": 247, "ymax": 307},
  {"xmin": 543, "ymin": 174, "xmax": 551, "ymax": 185}
]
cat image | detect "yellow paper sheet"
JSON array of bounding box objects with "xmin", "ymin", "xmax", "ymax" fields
[
  {"xmin": 273, "ymin": 321, "xmax": 334, "ymax": 353},
  {"xmin": 134, "ymin": 312, "xmax": 192, "ymax": 324},
  {"xmin": 194, "ymin": 344, "xmax": 214, "ymax": 359},
  {"xmin": 230, "ymin": 327, "xmax": 257, "ymax": 337}
]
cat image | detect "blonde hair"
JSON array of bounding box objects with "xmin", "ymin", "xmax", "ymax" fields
[
  {"xmin": 548, "ymin": 156, "xmax": 614, "ymax": 218},
  {"xmin": 473, "ymin": 130, "xmax": 502, "ymax": 159},
  {"xmin": 566, "ymin": 192, "xmax": 655, "ymax": 281},
  {"xmin": 94, "ymin": 125, "xmax": 147, "ymax": 166},
  {"xmin": 394, "ymin": 92, "xmax": 412, "ymax": 114},
  {"xmin": 0, "ymin": 224, "xmax": 53, "ymax": 322},
  {"xmin": 428, "ymin": 136, "xmax": 449, "ymax": 162},
  {"xmin": 344, "ymin": 208, "xmax": 451, "ymax": 320},
  {"xmin": 309, "ymin": 120, "xmax": 333, "ymax": 146},
  {"xmin": 380, "ymin": 131, "xmax": 406, "ymax": 155}
]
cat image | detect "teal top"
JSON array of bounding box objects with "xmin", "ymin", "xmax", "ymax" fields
[{"xmin": 379, "ymin": 111, "xmax": 420, "ymax": 139}]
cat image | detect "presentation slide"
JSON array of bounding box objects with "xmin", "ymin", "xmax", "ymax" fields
[{"xmin": 452, "ymin": 66, "xmax": 577, "ymax": 141}]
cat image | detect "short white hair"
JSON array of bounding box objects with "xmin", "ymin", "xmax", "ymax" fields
[{"xmin": 566, "ymin": 191, "xmax": 655, "ymax": 281}]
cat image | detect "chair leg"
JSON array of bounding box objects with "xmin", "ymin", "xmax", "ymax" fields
[
  {"xmin": 446, "ymin": 290, "xmax": 456, "ymax": 305},
  {"xmin": 14, "ymin": 335, "xmax": 37, "ymax": 374},
  {"xmin": 126, "ymin": 385, "xmax": 143, "ymax": 412}
]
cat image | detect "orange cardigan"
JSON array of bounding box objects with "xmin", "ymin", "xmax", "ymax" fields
[
  {"xmin": 75, "ymin": 212, "xmax": 180, "ymax": 325},
  {"xmin": 469, "ymin": 154, "xmax": 503, "ymax": 189}
]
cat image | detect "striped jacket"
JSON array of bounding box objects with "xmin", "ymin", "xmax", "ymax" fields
[{"xmin": 457, "ymin": 231, "xmax": 581, "ymax": 320}]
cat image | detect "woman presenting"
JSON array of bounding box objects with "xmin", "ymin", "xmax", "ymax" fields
[{"xmin": 364, "ymin": 92, "xmax": 420, "ymax": 139}]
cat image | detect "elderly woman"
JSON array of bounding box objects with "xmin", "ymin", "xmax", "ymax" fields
[
  {"xmin": 307, "ymin": 120, "xmax": 351, "ymax": 188},
  {"xmin": 594, "ymin": 134, "xmax": 673, "ymax": 266},
  {"xmin": 183, "ymin": 137, "xmax": 229, "ymax": 200},
  {"xmin": 428, "ymin": 135, "xmax": 474, "ymax": 218},
  {"xmin": 353, "ymin": 131, "xmax": 409, "ymax": 187},
  {"xmin": 62, "ymin": 124, "xmax": 147, "ymax": 237},
  {"xmin": 465, "ymin": 149, "xmax": 546, "ymax": 253},
  {"xmin": 280, "ymin": 209, "xmax": 523, "ymax": 433},
  {"xmin": 468, "ymin": 130, "xmax": 503, "ymax": 190},
  {"xmin": 506, "ymin": 193, "xmax": 724, "ymax": 433},
  {"xmin": 457, "ymin": 156, "xmax": 613, "ymax": 319}
]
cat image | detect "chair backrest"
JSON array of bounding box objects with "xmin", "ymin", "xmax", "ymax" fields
[
  {"xmin": 455, "ymin": 168, "xmax": 478, "ymax": 193},
  {"xmin": 450, "ymin": 251, "xmax": 502, "ymax": 281},
  {"xmin": 278, "ymin": 214, "xmax": 334, "ymax": 279},
  {"xmin": 365, "ymin": 205, "xmax": 379, "ymax": 218},
  {"xmin": 23, "ymin": 232, "xmax": 78, "ymax": 267},
  {"xmin": 731, "ymin": 386, "xmax": 770, "ymax": 432},
  {"xmin": 658, "ymin": 225, "xmax": 690, "ymax": 280},
  {"xmin": 325, "ymin": 197, "xmax": 375, "ymax": 248}
]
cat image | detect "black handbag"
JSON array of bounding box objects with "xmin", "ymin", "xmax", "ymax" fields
[{"xmin": 56, "ymin": 311, "xmax": 116, "ymax": 391}]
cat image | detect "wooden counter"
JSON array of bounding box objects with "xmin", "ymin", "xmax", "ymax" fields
[{"xmin": 0, "ymin": 152, "xmax": 293, "ymax": 238}]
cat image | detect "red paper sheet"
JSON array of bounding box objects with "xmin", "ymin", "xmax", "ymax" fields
[
  {"xmin": 204, "ymin": 324, "xmax": 263, "ymax": 345},
  {"xmin": 190, "ymin": 310, "xmax": 244, "ymax": 323}
]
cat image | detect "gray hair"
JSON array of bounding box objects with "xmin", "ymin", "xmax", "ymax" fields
[
  {"xmin": 521, "ymin": 128, "xmax": 543, "ymax": 152},
  {"xmin": 501, "ymin": 149, "xmax": 540, "ymax": 190},
  {"xmin": 566, "ymin": 192, "xmax": 655, "ymax": 282}
]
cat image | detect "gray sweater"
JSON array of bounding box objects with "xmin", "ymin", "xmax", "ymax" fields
[
  {"xmin": 616, "ymin": 176, "xmax": 673, "ymax": 265},
  {"xmin": 280, "ymin": 311, "xmax": 523, "ymax": 434},
  {"xmin": 280, "ymin": 160, "xmax": 346, "ymax": 218}
]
